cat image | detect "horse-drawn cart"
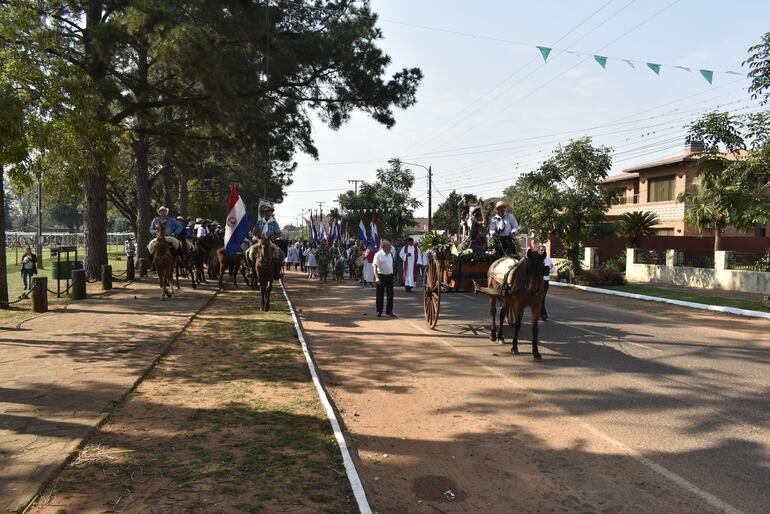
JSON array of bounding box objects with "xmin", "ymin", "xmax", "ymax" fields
[{"xmin": 421, "ymin": 243, "xmax": 495, "ymax": 328}]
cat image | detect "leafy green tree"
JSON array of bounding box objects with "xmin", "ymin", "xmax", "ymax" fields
[
  {"xmin": 678, "ymin": 111, "xmax": 770, "ymax": 250},
  {"xmin": 505, "ymin": 138, "xmax": 613, "ymax": 273},
  {"xmin": 431, "ymin": 190, "xmax": 463, "ymax": 234},
  {"xmin": 337, "ymin": 160, "xmax": 421, "ymax": 240},
  {"xmin": 617, "ymin": 211, "xmax": 660, "ymax": 248},
  {"xmin": 746, "ymin": 32, "xmax": 770, "ymax": 105}
]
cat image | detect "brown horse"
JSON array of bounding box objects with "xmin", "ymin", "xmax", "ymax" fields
[
  {"xmin": 215, "ymin": 246, "xmax": 245, "ymax": 289},
  {"xmin": 153, "ymin": 220, "xmax": 176, "ymax": 299},
  {"xmin": 252, "ymin": 238, "xmax": 280, "ymax": 311},
  {"xmin": 175, "ymin": 232, "xmax": 197, "ymax": 289},
  {"xmin": 480, "ymin": 249, "xmax": 546, "ymax": 360}
]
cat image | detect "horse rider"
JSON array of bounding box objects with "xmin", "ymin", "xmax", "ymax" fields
[
  {"xmin": 148, "ymin": 206, "xmax": 184, "ymax": 255},
  {"xmin": 489, "ymin": 200, "xmax": 519, "ymax": 257},
  {"xmin": 196, "ymin": 219, "xmax": 211, "ymax": 240},
  {"xmin": 255, "ymin": 203, "xmax": 284, "ymax": 279}
]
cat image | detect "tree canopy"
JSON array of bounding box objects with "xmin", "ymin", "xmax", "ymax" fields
[
  {"xmin": 0, "ymin": 0, "xmax": 422, "ymax": 276},
  {"xmin": 431, "ymin": 190, "xmax": 463, "ymax": 235}
]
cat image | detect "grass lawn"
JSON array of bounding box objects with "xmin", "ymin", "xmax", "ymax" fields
[
  {"xmin": 0, "ymin": 247, "xmax": 131, "ymax": 326},
  {"xmin": 31, "ymin": 289, "xmax": 354, "ymax": 513},
  {"xmin": 602, "ymin": 284, "xmax": 770, "ymax": 313}
]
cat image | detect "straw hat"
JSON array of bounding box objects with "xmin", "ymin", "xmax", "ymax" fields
[
  {"xmin": 494, "ymin": 200, "xmax": 509, "ymax": 210},
  {"xmin": 157, "ymin": 206, "xmax": 169, "ymax": 214}
]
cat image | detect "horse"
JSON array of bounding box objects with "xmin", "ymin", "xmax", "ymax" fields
[
  {"xmin": 251, "ymin": 238, "xmax": 281, "ymax": 311},
  {"xmin": 175, "ymin": 233, "xmax": 197, "ymax": 289},
  {"xmin": 215, "ymin": 245, "xmax": 246, "ymax": 289},
  {"xmin": 477, "ymin": 249, "xmax": 546, "ymax": 361},
  {"xmin": 152, "ymin": 220, "xmax": 176, "ymax": 299},
  {"xmin": 192, "ymin": 232, "xmax": 218, "ymax": 284}
]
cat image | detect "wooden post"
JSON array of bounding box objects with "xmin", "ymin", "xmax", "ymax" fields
[
  {"xmin": 102, "ymin": 264, "xmax": 113, "ymax": 290},
  {"xmin": 71, "ymin": 269, "xmax": 86, "ymax": 300},
  {"xmin": 126, "ymin": 256, "xmax": 135, "ymax": 281},
  {"xmin": 31, "ymin": 276, "xmax": 48, "ymax": 313}
]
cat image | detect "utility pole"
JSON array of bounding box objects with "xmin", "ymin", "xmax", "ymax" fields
[
  {"xmin": 316, "ymin": 201, "xmax": 325, "ymax": 214},
  {"xmin": 427, "ymin": 166, "xmax": 432, "ymax": 232},
  {"xmin": 347, "ymin": 179, "xmax": 364, "ymax": 195},
  {"xmin": 36, "ymin": 167, "xmax": 43, "ymax": 268}
]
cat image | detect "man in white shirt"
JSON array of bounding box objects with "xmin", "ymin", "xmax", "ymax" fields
[
  {"xmin": 373, "ymin": 239, "xmax": 395, "ymax": 317},
  {"xmin": 196, "ymin": 219, "xmax": 210, "ymax": 239},
  {"xmin": 489, "ymin": 200, "xmax": 519, "ymax": 256},
  {"xmin": 538, "ymin": 244, "xmax": 556, "ymax": 320}
]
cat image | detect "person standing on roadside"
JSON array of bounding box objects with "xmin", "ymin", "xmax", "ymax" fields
[
  {"xmin": 373, "ymin": 239, "xmax": 395, "ymax": 317},
  {"xmin": 539, "ymin": 244, "xmax": 556, "ymax": 320},
  {"xmin": 21, "ymin": 247, "xmax": 38, "ymax": 291}
]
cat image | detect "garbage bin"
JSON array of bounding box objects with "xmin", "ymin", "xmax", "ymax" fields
[{"xmin": 51, "ymin": 261, "xmax": 74, "ymax": 280}]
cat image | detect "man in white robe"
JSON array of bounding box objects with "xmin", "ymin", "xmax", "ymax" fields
[{"xmin": 399, "ymin": 237, "xmax": 421, "ymax": 292}]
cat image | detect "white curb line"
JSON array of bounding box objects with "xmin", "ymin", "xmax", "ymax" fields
[
  {"xmin": 550, "ymin": 281, "xmax": 770, "ymax": 320},
  {"xmin": 281, "ymin": 284, "xmax": 373, "ymax": 514}
]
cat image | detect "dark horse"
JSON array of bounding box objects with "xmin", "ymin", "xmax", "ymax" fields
[
  {"xmin": 192, "ymin": 232, "xmax": 218, "ymax": 284},
  {"xmin": 250, "ymin": 238, "xmax": 281, "ymax": 311},
  {"xmin": 175, "ymin": 233, "xmax": 197, "ymax": 289},
  {"xmin": 476, "ymin": 249, "xmax": 546, "ymax": 360},
  {"xmin": 153, "ymin": 220, "xmax": 176, "ymax": 299}
]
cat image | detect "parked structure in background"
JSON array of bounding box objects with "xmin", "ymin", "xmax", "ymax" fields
[{"xmin": 602, "ymin": 140, "xmax": 770, "ymax": 237}]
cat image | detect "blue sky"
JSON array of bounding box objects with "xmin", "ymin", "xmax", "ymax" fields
[{"xmin": 276, "ymin": 0, "xmax": 769, "ymax": 226}]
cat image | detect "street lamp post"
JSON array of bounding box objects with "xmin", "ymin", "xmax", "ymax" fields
[{"xmin": 389, "ymin": 158, "xmax": 432, "ymax": 231}]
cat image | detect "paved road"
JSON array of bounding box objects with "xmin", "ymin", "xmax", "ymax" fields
[
  {"xmin": 0, "ymin": 280, "xmax": 217, "ymax": 512},
  {"xmin": 286, "ymin": 272, "xmax": 769, "ymax": 514}
]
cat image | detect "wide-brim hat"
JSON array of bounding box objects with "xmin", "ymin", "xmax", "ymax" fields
[
  {"xmin": 195, "ymin": 218, "xmax": 202, "ymax": 223},
  {"xmin": 157, "ymin": 206, "xmax": 169, "ymax": 214},
  {"xmin": 494, "ymin": 200, "xmax": 509, "ymax": 210}
]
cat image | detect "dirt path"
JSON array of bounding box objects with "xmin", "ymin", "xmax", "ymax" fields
[
  {"xmin": 30, "ymin": 287, "xmax": 354, "ymax": 513},
  {"xmin": 284, "ymin": 271, "xmax": 768, "ymax": 514},
  {"xmin": 0, "ymin": 280, "xmax": 217, "ymax": 512}
]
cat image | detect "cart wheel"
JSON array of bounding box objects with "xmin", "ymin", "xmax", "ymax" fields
[{"xmin": 423, "ymin": 257, "xmax": 441, "ymax": 328}]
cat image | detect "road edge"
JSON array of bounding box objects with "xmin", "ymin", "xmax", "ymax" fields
[
  {"xmin": 281, "ymin": 282, "xmax": 372, "ymax": 514},
  {"xmin": 550, "ymin": 281, "xmax": 770, "ymax": 320}
]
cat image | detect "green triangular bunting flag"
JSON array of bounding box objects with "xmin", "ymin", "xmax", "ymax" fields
[
  {"xmin": 594, "ymin": 55, "xmax": 608, "ymax": 68},
  {"xmin": 537, "ymin": 46, "xmax": 552, "ymax": 62},
  {"xmin": 647, "ymin": 63, "xmax": 661, "ymax": 75},
  {"xmin": 699, "ymin": 69, "xmax": 713, "ymax": 84}
]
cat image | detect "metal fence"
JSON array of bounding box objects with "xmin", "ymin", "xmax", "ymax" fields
[
  {"xmin": 675, "ymin": 251, "xmax": 714, "ymax": 269},
  {"xmin": 634, "ymin": 249, "xmax": 665, "ymax": 265},
  {"xmin": 727, "ymin": 251, "xmax": 770, "ymax": 272},
  {"xmin": 6, "ymin": 232, "xmax": 135, "ymax": 251}
]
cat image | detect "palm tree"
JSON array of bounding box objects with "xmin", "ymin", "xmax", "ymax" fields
[
  {"xmin": 617, "ymin": 211, "xmax": 660, "ymax": 248},
  {"xmin": 678, "ymin": 160, "xmax": 770, "ymax": 252}
]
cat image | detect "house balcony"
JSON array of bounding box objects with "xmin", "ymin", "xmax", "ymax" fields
[{"xmin": 607, "ymin": 200, "xmax": 685, "ymax": 220}]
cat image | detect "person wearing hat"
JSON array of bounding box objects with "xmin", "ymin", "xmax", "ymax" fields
[
  {"xmin": 489, "ymin": 200, "xmax": 518, "ymax": 257},
  {"xmin": 538, "ymin": 243, "xmax": 556, "ymax": 320},
  {"xmin": 148, "ymin": 206, "xmax": 184, "ymax": 254},
  {"xmin": 196, "ymin": 219, "xmax": 210, "ymax": 239},
  {"xmin": 255, "ymin": 203, "xmax": 284, "ymax": 279}
]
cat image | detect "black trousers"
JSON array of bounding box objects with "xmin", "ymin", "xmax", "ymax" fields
[
  {"xmin": 541, "ymin": 280, "xmax": 550, "ymax": 317},
  {"xmin": 376, "ymin": 273, "xmax": 394, "ymax": 314},
  {"xmin": 495, "ymin": 235, "xmax": 516, "ymax": 257}
]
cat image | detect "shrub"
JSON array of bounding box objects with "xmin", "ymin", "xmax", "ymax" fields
[
  {"xmin": 573, "ymin": 268, "xmax": 625, "ymax": 286},
  {"xmin": 603, "ymin": 253, "xmax": 626, "ymax": 273}
]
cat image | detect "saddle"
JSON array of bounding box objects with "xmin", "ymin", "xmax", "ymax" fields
[{"xmin": 489, "ymin": 257, "xmax": 522, "ymax": 295}]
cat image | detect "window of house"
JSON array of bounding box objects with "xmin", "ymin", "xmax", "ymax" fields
[
  {"xmin": 655, "ymin": 228, "xmax": 675, "ymax": 236},
  {"xmin": 647, "ymin": 175, "xmax": 676, "ymax": 202}
]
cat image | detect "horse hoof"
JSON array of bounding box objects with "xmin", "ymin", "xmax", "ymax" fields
[
  {"xmin": 511, "ymin": 347, "xmax": 519, "ymax": 355},
  {"xmin": 497, "ymin": 336, "xmax": 505, "ymax": 344},
  {"xmin": 489, "ymin": 332, "xmax": 496, "ymax": 342},
  {"xmin": 533, "ymin": 353, "xmax": 542, "ymax": 361}
]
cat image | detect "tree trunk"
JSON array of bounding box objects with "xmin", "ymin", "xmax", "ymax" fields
[
  {"xmin": 135, "ymin": 136, "xmax": 153, "ymax": 261},
  {"xmin": 162, "ymin": 146, "xmax": 175, "ymax": 213},
  {"xmin": 567, "ymin": 245, "xmax": 581, "ymax": 276},
  {"xmin": 178, "ymin": 176, "xmax": 188, "ymax": 218},
  {"xmin": 84, "ymin": 160, "xmax": 108, "ymax": 280},
  {"xmin": 714, "ymin": 224, "xmax": 722, "ymax": 253},
  {"xmin": 0, "ymin": 166, "xmax": 9, "ymax": 307}
]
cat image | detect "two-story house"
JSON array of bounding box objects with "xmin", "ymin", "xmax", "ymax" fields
[{"xmin": 602, "ymin": 141, "xmax": 769, "ymax": 237}]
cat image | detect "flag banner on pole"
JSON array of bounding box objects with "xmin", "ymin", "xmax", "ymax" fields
[
  {"xmin": 536, "ymin": 46, "xmax": 552, "ymax": 62},
  {"xmin": 699, "ymin": 69, "xmax": 713, "ymax": 84},
  {"xmin": 594, "ymin": 55, "xmax": 607, "ymax": 68},
  {"xmin": 370, "ymin": 214, "xmax": 380, "ymax": 250},
  {"xmin": 647, "ymin": 63, "xmax": 661, "ymax": 75},
  {"xmin": 358, "ymin": 218, "xmax": 369, "ymax": 247},
  {"xmin": 224, "ymin": 185, "xmax": 251, "ymax": 257}
]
